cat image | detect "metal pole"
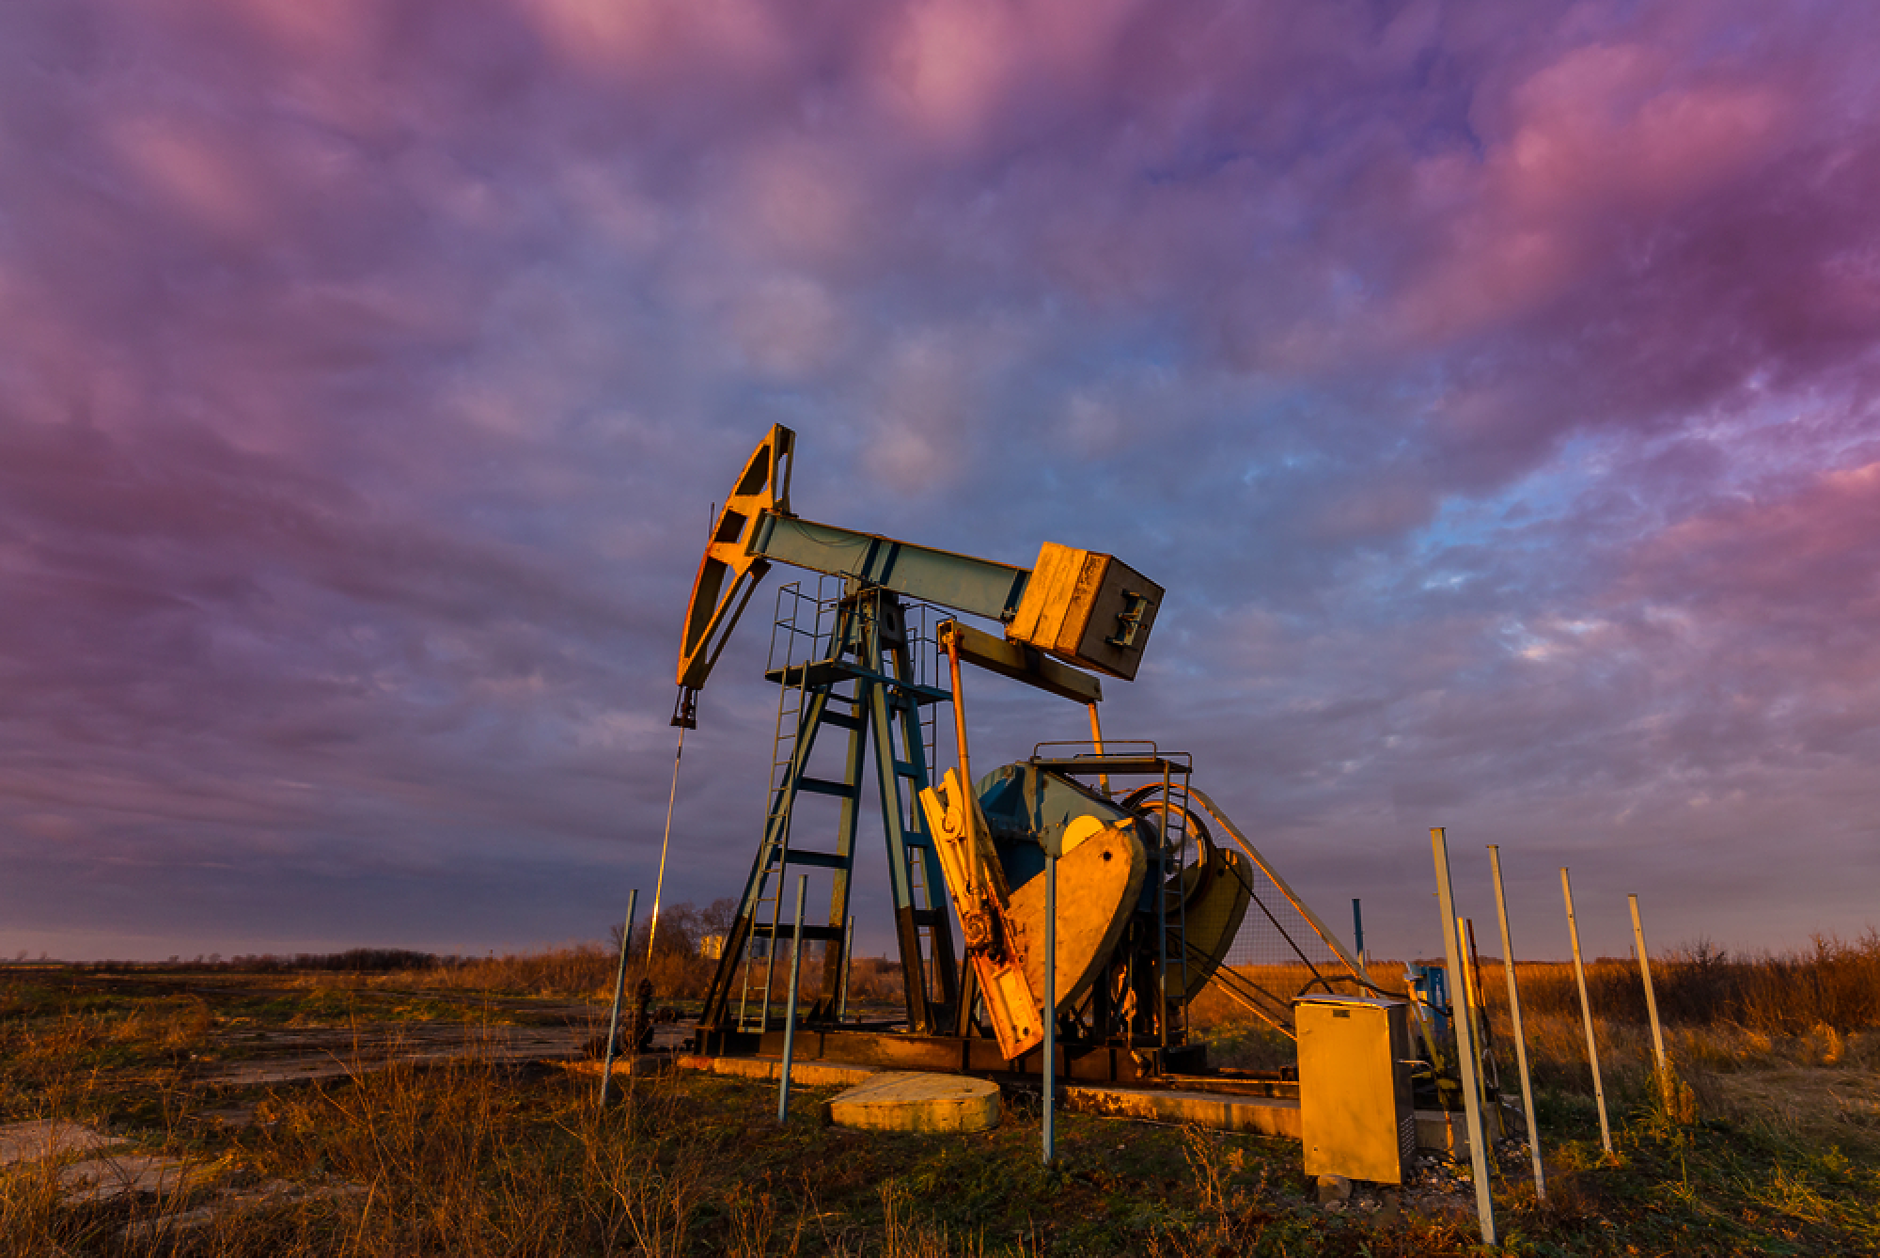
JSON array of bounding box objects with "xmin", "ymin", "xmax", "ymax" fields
[
  {"xmin": 1488, "ymin": 845, "xmax": 1545, "ymax": 1203},
  {"xmin": 945, "ymin": 629, "xmax": 976, "ymax": 891},
  {"xmin": 1157, "ymin": 763, "xmax": 1171, "ymax": 1053},
  {"xmin": 643, "ymin": 725, "xmax": 686, "ymax": 968},
  {"xmin": 1457, "ymin": 915, "xmax": 1492, "ymax": 1118},
  {"xmin": 1086, "ymin": 701, "xmax": 1111, "ymax": 799},
  {"xmin": 837, "ymin": 914, "xmax": 855, "ymax": 1022},
  {"xmin": 1352, "ymin": 898, "xmax": 1366, "ymax": 969},
  {"xmin": 1630, "ymin": 894, "xmax": 1670, "ymax": 1102},
  {"xmin": 1561, "ymin": 868, "xmax": 1612, "ymax": 1153},
  {"xmin": 598, "ymin": 888, "xmax": 639, "ymax": 1106},
  {"xmin": 1431, "ymin": 828, "xmax": 1495, "ymax": 1246},
  {"xmin": 1043, "ymin": 848, "xmax": 1057, "ymax": 1166},
  {"xmin": 777, "ymin": 874, "xmax": 808, "ymax": 1125}
]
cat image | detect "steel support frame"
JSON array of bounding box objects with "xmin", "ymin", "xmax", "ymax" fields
[{"xmin": 698, "ymin": 587, "xmax": 959, "ymax": 1035}]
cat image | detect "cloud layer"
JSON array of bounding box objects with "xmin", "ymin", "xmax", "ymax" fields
[{"xmin": 3, "ymin": 0, "xmax": 1878, "ymax": 960}]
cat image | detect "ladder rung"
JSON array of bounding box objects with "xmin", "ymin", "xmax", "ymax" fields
[
  {"xmin": 796, "ymin": 776, "xmax": 857, "ymax": 799},
  {"xmin": 780, "ymin": 849, "xmax": 848, "ymax": 870},
  {"xmin": 753, "ymin": 922, "xmax": 844, "ymax": 943}
]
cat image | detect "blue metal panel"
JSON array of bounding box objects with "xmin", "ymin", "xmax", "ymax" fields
[{"xmin": 976, "ymin": 763, "xmax": 1160, "ymax": 904}]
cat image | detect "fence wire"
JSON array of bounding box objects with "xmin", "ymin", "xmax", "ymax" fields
[{"xmin": 1184, "ymin": 802, "xmax": 1371, "ymax": 1043}]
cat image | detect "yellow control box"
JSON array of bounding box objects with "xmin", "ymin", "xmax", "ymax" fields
[
  {"xmin": 1296, "ymin": 995, "xmax": 1414, "ymax": 1184},
  {"xmin": 1007, "ymin": 542, "xmax": 1164, "ymax": 681}
]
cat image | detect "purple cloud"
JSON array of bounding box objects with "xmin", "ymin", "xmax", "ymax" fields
[{"xmin": 2, "ymin": 0, "xmax": 1877, "ymax": 961}]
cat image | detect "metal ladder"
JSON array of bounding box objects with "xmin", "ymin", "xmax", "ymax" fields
[
  {"xmin": 698, "ymin": 582, "xmax": 958, "ymax": 1038},
  {"xmin": 1158, "ymin": 761, "xmax": 1196, "ymax": 1046},
  {"xmin": 735, "ymin": 647, "xmax": 815, "ymax": 1030},
  {"xmin": 884, "ymin": 678, "xmax": 944, "ymax": 1017}
]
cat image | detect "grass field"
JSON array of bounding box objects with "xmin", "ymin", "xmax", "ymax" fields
[{"xmin": 2, "ymin": 932, "xmax": 1877, "ymax": 1255}]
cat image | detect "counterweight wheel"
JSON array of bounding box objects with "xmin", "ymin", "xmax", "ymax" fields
[
  {"xmin": 1118, "ymin": 783, "xmax": 1216, "ymax": 911},
  {"xmin": 1118, "ymin": 781, "xmax": 1256, "ymax": 1007}
]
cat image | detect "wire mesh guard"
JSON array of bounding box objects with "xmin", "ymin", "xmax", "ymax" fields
[
  {"xmin": 1207, "ymin": 853, "xmax": 1359, "ymax": 1039},
  {"xmin": 1118, "ymin": 776, "xmax": 1369, "ymax": 1046},
  {"xmin": 1162, "ymin": 794, "xmax": 1373, "ymax": 1053}
]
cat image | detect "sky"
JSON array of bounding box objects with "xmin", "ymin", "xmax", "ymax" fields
[{"xmin": 3, "ymin": 0, "xmax": 1878, "ymax": 966}]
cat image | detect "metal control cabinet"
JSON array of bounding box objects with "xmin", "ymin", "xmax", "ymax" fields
[{"xmin": 1296, "ymin": 995, "xmax": 1414, "ymax": 1184}]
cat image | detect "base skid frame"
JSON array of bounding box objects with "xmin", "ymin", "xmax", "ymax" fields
[{"xmin": 692, "ymin": 1025, "xmax": 1207, "ymax": 1083}]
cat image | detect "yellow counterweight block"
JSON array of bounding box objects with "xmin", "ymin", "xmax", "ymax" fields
[
  {"xmin": 1006, "ymin": 814, "xmax": 1148, "ymax": 1014},
  {"xmin": 919, "ymin": 774, "xmax": 1148, "ymax": 1061},
  {"xmin": 920, "ymin": 770, "xmax": 1041, "ymax": 1060}
]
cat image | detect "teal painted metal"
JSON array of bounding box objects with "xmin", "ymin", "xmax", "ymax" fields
[
  {"xmin": 752, "ymin": 514, "xmax": 1030, "ymax": 625},
  {"xmin": 697, "ymin": 585, "xmax": 960, "ymax": 1036},
  {"xmin": 778, "ymin": 873, "xmax": 808, "ymax": 1125}
]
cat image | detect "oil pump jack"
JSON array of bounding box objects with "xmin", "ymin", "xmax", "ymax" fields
[{"xmin": 673, "ymin": 426, "xmax": 1372, "ymax": 1082}]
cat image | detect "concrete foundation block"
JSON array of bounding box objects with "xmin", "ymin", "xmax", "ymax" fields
[{"xmin": 825, "ymin": 1072, "xmax": 1002, "ymax": 1133}]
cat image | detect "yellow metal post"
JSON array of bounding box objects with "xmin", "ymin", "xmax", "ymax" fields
[
  {"xmin": 1457, "ymin": 915, "xmax": 1494, "ymax": 1124},
  {"xmin": 1432, "ymin": 828, "xmax": 1496, "ymax": 1245},
  {"xmin": 1043, "ymin": 848, "xmax": 1056, "ymax": 1166},
  {"xmin": 778, "ymin": 875, "xmax": 808, "ymax": 1125},
  {"xmin": 1562, "ymin": 867, "xmax": 1612, "ymax": 1153},
  {"xmin": 1630, "ymin": 894, "xmax": 1670, "ymax": 1104},
  {"xmin": 1085, "ymin": 701, "xmax": 1111, "ymax": 799},
  {"xmin": 944, "ymin": 629, "xmax": 975, "ymax": 893},
  {"xmin": 1488, "ymin": 845, "xmax": 1545, "ymax": 1203}
]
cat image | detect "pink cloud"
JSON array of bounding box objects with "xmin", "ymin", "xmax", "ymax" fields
[
  {"xmin": 1624, "ymin": 458, "xmax": 1880, "ymax": 619},
  {"xmin": 4, "ymin": 0, "xmax": 1880, "ymax": 956},
  {"xmin": 523, "ymin": 0, "xmax": 791, "ymax": 78},
  {"xmin": 1390, "ymin": 40, "xmax": 1792, "ymax": 347}
]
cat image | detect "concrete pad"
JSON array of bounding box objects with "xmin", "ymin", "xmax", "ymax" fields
[
  {"xmin": 0, "ymin": 1120, "xmax": 117, "ymax": 1165},
  {"xmin": 0, "ymin": 1120, "xmax": 206, "ymax": 1206},
  {"xmin": 1061, "ymin": 1085, "xmax": 1301, "ymax": 1138},
  {"xmin": 192, "ymin": 1024, "xmax": 590, "ymax": 1089},
  {"xmin": 826, "ymin": 1072, "xmax": 1001, "ymax": 1133},
  {"xmin": 676, "ymin": 1054, "xmax": 879, "ymax": 1088},
  {"xmin": 563, "ymin": 1054, "xmax": 675, "ymax": 1080}
]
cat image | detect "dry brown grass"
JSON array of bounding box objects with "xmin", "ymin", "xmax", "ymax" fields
[
  {"xmin": 1474, "ymin": 938, "xmax": 1880, "ymax": 1137},
  {"xmin": 1182, "ymin": 936, "xmax": 1880, "ymax": 1157},
  {"xmin": 306, "ymin": 939, "xmax": 913, "ymax": 1012},
  {"xmin": 1504, "ymin": 932, "xmax": 1880, "ymax": 1035},
  {"xmin": 8, "ymin": 951, "xmax": 1880, "ymax": 1256}
]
